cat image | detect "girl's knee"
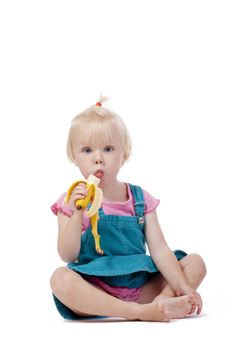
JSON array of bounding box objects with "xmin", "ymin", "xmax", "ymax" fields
[
  {"xmin": 50, "ymin": 267, "xmax": 80, "ymax": 293},
  {"xmin": 187, "ymin": 253, "xmax": 207, "ymax": 278}
]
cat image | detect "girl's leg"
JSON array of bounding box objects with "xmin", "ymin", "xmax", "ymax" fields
[
  {"xmin": 137, "ymin": 253, "xmax": 207, "ymax": 304},
  {"xmin": 154, "ymin": 253, "xmax": 207, "ymax": 301},
  {"xmin": 50, "ymin": 267, "xmax": 139, "ymax": 320},
  {"xmin": 50, "ymin": 267, "xmax": 198, "ymax": 322}
]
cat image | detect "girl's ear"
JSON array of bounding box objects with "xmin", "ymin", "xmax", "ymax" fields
[
  {"xmin": 73, "ymin": 157, "xmax": 79, "ymax": 167},
  {"xmin": 73, "ymin": 152, "xmax": 79, "ymax": 166},
  {"xmin": 121, "ymin": 153, "xmax": 127, "ymax": 166}
]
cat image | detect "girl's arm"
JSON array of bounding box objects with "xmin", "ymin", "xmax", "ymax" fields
[
  {"xmin": 145, "ymin": 209, "xmax": 190, "ymax": 294},
  {"xmin": 56, "ymin": 183, "xmax": 88, "ymax": 262},
  {"xmin": 57, "ymin": 211, "xmax": 83, "ymax": 263}
]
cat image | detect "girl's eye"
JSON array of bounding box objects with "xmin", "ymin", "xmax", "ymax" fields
[
  {"xmin": 104, "ymin": 146, "xmax": 114, "ymax": 152},
  {"xmin": 82, "ymin": 147, "xmax": 92, "ymax": 153}
]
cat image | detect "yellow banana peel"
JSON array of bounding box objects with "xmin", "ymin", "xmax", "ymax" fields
[{"xmin": 65, "ymin": 175, "xmax": 104, "ymax": 255}]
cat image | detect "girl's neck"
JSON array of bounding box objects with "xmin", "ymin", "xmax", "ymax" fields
[{"xmin": 101, "ymin": 180, "xmax": 128, "ymax": 202}]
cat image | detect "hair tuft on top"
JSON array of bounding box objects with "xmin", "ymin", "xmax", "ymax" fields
[{"xmin": 97, "ymin": 94, "xmax": 109, "ymax": 105}]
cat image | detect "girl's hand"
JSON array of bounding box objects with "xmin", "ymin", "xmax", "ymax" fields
[
  {"xmin": 66, "ymin": 183, "xmax": 88, "ymax": 213},
  {"xmin": 176, "ymin": 284, "xmax": 203, "ymax": 315}
]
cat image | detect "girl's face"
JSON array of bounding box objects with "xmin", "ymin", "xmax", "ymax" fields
[{"xmin": 72, "ymin": 132, "xmax": 126, "ymax": 186}]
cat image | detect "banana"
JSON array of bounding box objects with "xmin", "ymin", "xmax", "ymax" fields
[{"xmin": 65, "ymin": 175, "xmax": 104, "ymax": 255}]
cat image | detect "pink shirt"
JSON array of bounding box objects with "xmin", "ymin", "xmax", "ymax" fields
[{"xmin": 51, "ymin": 183, "xmax": 160, "ymax": 233}]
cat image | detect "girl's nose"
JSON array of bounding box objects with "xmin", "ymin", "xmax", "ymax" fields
[
  {"xmin": 95, "ymin": 159, "xmax": 103, "ymax": 164},
  {"xmin": 93, "ymin": 150, "xmax": 104, "ymax": 164}
]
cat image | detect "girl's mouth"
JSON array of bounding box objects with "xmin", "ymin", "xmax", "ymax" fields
[{"xmin": 95, "ymin": 170, "xmax": 104, "ymax": 178}]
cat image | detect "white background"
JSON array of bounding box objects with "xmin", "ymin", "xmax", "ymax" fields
[{"xmin": 0, "ymin": 0, "xmax": 232, "ymax": 349}]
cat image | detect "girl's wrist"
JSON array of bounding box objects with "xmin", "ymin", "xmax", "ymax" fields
[
  {"xmin": 176, "ymin": 283, "xmax": 195, "ymax": 296},
  {"xmin": 71, "ymin": 209, "xmax": 84, "ymax": 219},
  {"xmin": 72, "ymin": 209, "xmax": 84, "ymax": 218}
]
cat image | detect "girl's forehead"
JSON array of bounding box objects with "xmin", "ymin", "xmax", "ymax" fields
[{"xmin": 73, "ymin": 127, "xmax": 121, "ymax": 146}]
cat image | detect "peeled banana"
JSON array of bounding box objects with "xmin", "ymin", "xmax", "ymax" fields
[{"xmin": 65, "ymin": 175, "xmax": 104, "ymax": 255}]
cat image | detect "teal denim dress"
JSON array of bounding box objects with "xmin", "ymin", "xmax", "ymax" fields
[{"xmin": 53, "ymin": 184, "xmax": 187, "ymax": 320}]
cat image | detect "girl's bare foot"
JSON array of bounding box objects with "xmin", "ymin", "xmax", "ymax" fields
[{"xmin": 138, "ymin": 295, "xmax": 198, "ymax": 322}]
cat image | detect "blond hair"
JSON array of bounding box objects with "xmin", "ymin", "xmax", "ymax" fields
[{"xmin": 66, "ymin": 96, "xmax": 132, "ymax": 163}]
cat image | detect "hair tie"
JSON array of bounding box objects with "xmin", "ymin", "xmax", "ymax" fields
[{"xmin": 96, "ymin": 102, "xmax": 102, "ymax": 107}]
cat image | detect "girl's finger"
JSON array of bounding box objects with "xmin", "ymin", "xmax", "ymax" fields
[{"xmin": 197, "ymin": 296, "xmax": 203, "ymax": 315}]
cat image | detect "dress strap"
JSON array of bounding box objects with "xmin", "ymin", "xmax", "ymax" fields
[
  {"xmin": 129, "ymin": 184, "xmax": 145, "ymax": 223},
  {"xmin": 98, "ymin": 184, "xmax": 145, "ymax": 223}
]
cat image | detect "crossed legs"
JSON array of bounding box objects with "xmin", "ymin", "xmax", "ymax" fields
[{"xmin": 50, "ymin": 253, "xmax": 206, "ymax": 322}]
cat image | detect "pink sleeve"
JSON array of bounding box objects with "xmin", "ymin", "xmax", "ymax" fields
[
  {"xmin": 50, "ymin": 193, "xmax": 90, "ymax": 233},
  {"xmin": 142, "ymin": 189, "xmax": 160, "ymax": 214},
  {"xmin": 50, "ymin": 193, "xmax": 73, "ymax": 217}
]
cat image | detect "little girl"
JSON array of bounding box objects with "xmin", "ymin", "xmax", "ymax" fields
[{"xmin": 50, "ymin": 96, "xmax": 206, "ymax": 322}]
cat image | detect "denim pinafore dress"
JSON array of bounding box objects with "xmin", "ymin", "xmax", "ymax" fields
[{"xmin": 53, "ymin": 184, "xmax": 187, "ymax": 319}]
